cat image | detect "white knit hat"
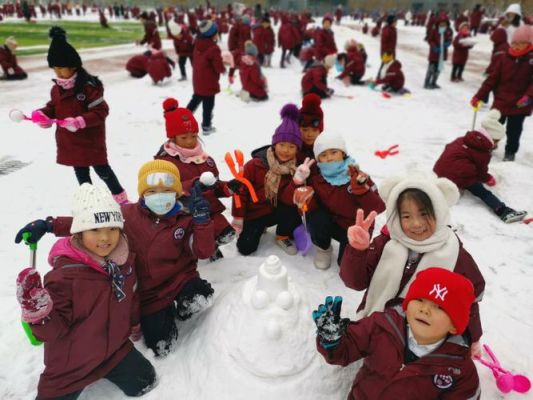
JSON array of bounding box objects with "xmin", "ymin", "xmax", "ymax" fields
[
  {"xmin": 480, "ymin": 109, "xmax": 505, "ymax": 141},
  {"xmin": 5, "ymin": 36, "xmax": 17, "ymax": 51},
  {"xmin": 505, "ymin": 3, "xmax": 522, "ymax": 16},
  {"xmin": 70, "ymin": 184, "xmax": 124, "ymax": 234},
  {"xmin": 324, "ymin": 54, "xmax": 337, "ymax": 69},
  {"xmin": 313, "ymin": 131, "xmax": 348, "ymax": 158}
]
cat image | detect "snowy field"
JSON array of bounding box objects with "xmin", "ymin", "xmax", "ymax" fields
[{"xmin": 0, "ymin": 18, "xmax": 532, "ymax": 399}]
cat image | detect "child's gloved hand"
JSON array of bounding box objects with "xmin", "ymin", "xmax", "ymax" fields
[
  {"xmin": 470, "ymin": 97, "xmax": 481, "ymax": 109},
  {"xmin": 226, "ymin": 179, "xmax": 242, "ymax": 194},
  {"xmin": 130, "ymin": 324, "xmax": 143, "ymax": 342},
  {"xmin": 312, "ymin": 296, "xmax": 350, "ymax": 350},
  {"xmin": 516, "ymin": 95, "xmax": 530, "ymax": 108},
  {"xmin": 348, "ymin": 165, "xmax": 370, "ymax": 195},
  {"xmin": 59, "ymin": 116, "xmax": 86, "ymax": 132},
  {"xmin": 190, "ymin": 184, "xmax": 211, "ymax": 225},
  {"xmin": 14, "ymin": 219, "xmax": 53, "ymax": 244},
  {"xmin": 347, "ymin": 209, "xmax": 377, "ymax": 251},
  {"xmin": 16, "ymin": 268, "xmax": 53, "ymax": 324},
  {"xmin": 231, "ymin": 217, "xmax": 243, "ymax": 236},
  {"xmin": 31, "ymin": 110, "xmax": 52, "ymax": 128},
  {"xmin": 293, "ymin": 185, "xmax": 314, "ymax": 209},
  {"xmin": 293, "ymin": 157, "xmax": 315, "ymax": 185},
  {"xmin": 486, "ymin": 174, "xmax": 496, "ymax": 187},
  {"xmin": 470, "ymin": 341, "xmax": 481, "ymax": 358}
]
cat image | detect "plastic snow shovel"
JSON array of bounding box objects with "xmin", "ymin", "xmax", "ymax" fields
[
  {"xmin": 224, "ymin": 150, "xmax": 259, "ymax": 208},
  {"xmin": 474, "ymin": 344, "xmax": 531, "ymax": 394},
  {"xmin": 9, "ymin": 109, "xmax": 65, "ymax": 127},
  {"xmin": 471, "ymin": 102, "xmax": 482, "ymax": 130},
  {"xmin": 293, "ymin": 186, "xmax": 314, "ymax": 255},
  {"xmin": 20, "ymin": 232, "xmax": 43, "ymax": 346}
]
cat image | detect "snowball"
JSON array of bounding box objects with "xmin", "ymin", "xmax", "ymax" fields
[
  {"xmin": 251, "ymin": 290, "xmax": 270, "ymax": 309},
  {"xmin": 200, "ymin": 171, "xmax": 217, "ymax": 187},
  {"xmin": 9, "ymin": 109, "xmax": 25, "ymax": 123}
]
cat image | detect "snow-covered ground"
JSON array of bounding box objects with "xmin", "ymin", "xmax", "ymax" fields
[{"xmin": 1, "ymin": 18, "xmax": 532, "ymax": 400}]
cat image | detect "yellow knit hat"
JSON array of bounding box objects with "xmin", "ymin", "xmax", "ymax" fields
[{"xmin": 137, "ymin": 160, "xmax": 182, "ymax": 197}]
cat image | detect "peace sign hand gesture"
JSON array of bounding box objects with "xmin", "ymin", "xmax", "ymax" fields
[
  {"xmin": 293, "ymin": 157, "xmax": 316, "ymax": 185},
  {"xmin": 347, "ymin": 209, "xmax": 377, "ymax": 250}
]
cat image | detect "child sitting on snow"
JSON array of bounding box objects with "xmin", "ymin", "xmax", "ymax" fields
[
  {"xmin": 15, "ymin": 184, "xmax": 156, "ymax": 399},
  {"xmin": 15, "ymin": 160, "xmax": 216, "ymax": 358},
  {"xmin": 154, "ymin": 98, "xmax": 242, "ymax": 260},
  {"xmin": 371, "ymin": 51, "xmax": 406, "ymax": 93},
  {"xmin": 301, "ymin": 54, "xmax": 336, "ymax": 99},
  {"xmin": 341, "ymin": 173, "xmax": 485, "ymax": 355},
  {"xmin": 298, "ymin": 93, "xmax": 324, "ymax": 161},
  {"xmin": 238, "ymin": 41, "xmax": 268, "ymax": 102},
  {"xmin": 314, "ymin": 268, "xmax": 481, "ymax": 399},
  {"xmin": 292, "ymin": 132, "xmax": 385, "ymax": 269},
  {"xmin": 335, "ymin": 40, "xmax": 367, "ymax": 86},
  {"xmin": 231, "ymin": 104, "xmax": 303, "ymax": 256},
  {"xmin": 0, "ymin": 36, "xmax": 27, "ymax": 80},
  {"xmin": 433, "ymin": 109, "xmax": 526, "ymax": 223}
]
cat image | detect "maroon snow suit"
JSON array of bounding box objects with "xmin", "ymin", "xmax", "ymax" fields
[
  {"xmin": 452, "ymin": 32, "xmax": 474, "ymax": 65},
  {"xmin": 380, "ymin": 25, "xmax": 397, "ymax": 56},
  {"xmin": 0, "ymin": 45, "xmax": 26, "ymax": 77},
  {"xmin": 32, "ymin": 239, "xmax": 138, "ymax": 398},
  {"xmin": 239, "ymin": 55, "xmax": 267, "ymax": 98},
  {"xmin": 191, "ymin": 37, "xmax": 225, "ymax": 96},
  {"xmin": 314, "ymin": 28, "xmax": 337, "ymax": 60},
  {"xmin": 40, "ymin": 80, "xmax": 109, "ymax": 167},
  {"xmin": 375, "ymin": 60, "xmax": 405, "ymax": 91},
  {"xmin": 140, "ymin": 20, "xmax": 162, "ymax": 50},
  {"xmin": 301, "ymin": 62, "xmax": 330, "ymax": 97},
  {"xmin": 253, "ymin": 25, "xmax": 275, "ymax": 55},
  {"xmin": 433, "ymin": 130, "xmax": 493, "ymax": 189},
  {"xmin": 427, "ymin": 27, "xmax": 453, "ymax": 63},
  {"xmin": 340, "ymin": 231, "xmax": 485, "ymax": 342},
  {"xmin": 146, "ymin": 52, "xmax": 173, "ymax": 83},
  {"xmin": 317, "ymin": 306, "xmax": 481, "ymax": 400},
  {"xmin": 475, "ymin": 49, "xmax": 533, "ymax": 117},
  {"xmin": 168, "ymin": 28, "xmax": 193, "ymax": 57},
  {"xmin": 126, "ymin": 54, "xmax": 149, "ymax": 77},
  {"xmin": 52, "ymin": 204, "xmax": 216, "ymax": 316}
]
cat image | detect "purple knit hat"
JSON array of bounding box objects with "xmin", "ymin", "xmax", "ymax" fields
[{"xmin": 272, "ymin": 104, "xmax": 302, "ymax": 149}]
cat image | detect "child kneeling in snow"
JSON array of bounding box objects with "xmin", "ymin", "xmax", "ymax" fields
[
  {"xmin": 232, "ymin": 104, "xmax": 303, "ymax": 256},
  {"xmin": 15, "ymin": 184, "xmax": 156, "ymax": 399},
  {"xmin": 301, "ymin": 54, "xmax": 336, "ymax": 99},
  {"xmin": 155, "ymin": 98, "xmax": 242, "ymax": 260},
  {"xmin": 238, "ymin": 41, "xmax": 268, "ymax": 102},
  {"xmin": 16, "ymin": 160, "xmax": 216, "ymax": 358},
  {"xmin": 371, "ymin": 51, "xmax": 406, "ymax": 93},
  {"xmin": 433, "ymin": 109, "xmax": 526, "ymax": 223},
  {"xmin": 292, "ymin": 132, "xmax": 385, "ymax": 269},
  {"xmin": 314, "ymin": 268, "xmax": 480, "ymax": 399}
]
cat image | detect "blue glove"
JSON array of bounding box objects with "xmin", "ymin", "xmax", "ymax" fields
[
  {"xmin": 312, "ymin": 296, "xmax": 350, "ymax": 350},
  {"xmin": 431, "ymin": 46, "xmax": 441, "ymax": 54},
  {"xmin": 190, "ymin": 183, "xmax": 211, "ymax": 225},
  {"xmin": 15, "ymin": 218, "xmax": 53, "ymax": 244}
]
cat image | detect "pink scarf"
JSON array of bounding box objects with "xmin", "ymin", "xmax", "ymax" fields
[
  {"xmin": 164, "ymin": 140, "xmax": 209, "ymax": 164},
  {"xmin": 55, "ymin": 73, "xmax": 77, "ymax": 90}
]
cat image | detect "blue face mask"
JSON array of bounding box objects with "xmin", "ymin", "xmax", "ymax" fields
[
  {"xmin": 317, "ymin": 156, "xmax": 356, "ymax": 186},
  {"xmin": 144, "ymin": 192, "xmax": 177, "ymax": 215},
  {"xmin": 438, "ymin": 26, "xmax": 446, "ymax": 34},
  {"xmin": 335, "ymin": 60, "xmax": 344, "ymax": 73}
]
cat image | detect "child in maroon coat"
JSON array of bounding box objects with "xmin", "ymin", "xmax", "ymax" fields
[
  {"xmin": 0, "ymin": 36, "xmax": 27, "ymax": 80},
  {"xmin": 424, "ymin": 16, "xmax": 453, "ymax": 89},
  {"xmin": 146, "ymin": 50, "xmax": 175, "ymax": 84},
  {"xmin": 380, "ymin": 14, "xmax": 397, "ymax": 57},
  {"xmin": 238, "ymin": 41, "xmax": 268, "ymax": 101},
  {"xmin": 373, "ymin": 52, "xmax": 406, "ymax": 93},
  {"xmin": 126, "ymin": 52, "xmax": 150, "ymax": 78},
  {"xmin": 301, "ymin": 54, "xmax": 336, "ymax": 99},
  {"xmin": 32, "ymin": 27, "xmax": 128, "ymax": 205},
  {"xmin": 451, "ymin": 22, "xmax": 475, "ymax": 82},
  {"xmin": 314, "ymin": 268, "xmax": 480, "ymax": 400},
  {"xmin": 292, "ymin": 132, "xmax": 385, "ymax": 269},
  {"xmin": 16, "ymin": 160, "xmax": 216, "ymax": 358},
  {"xmin": 278, "ymin": 15, "xmax": 296, "ymax": 68},
  {"xmin": 154, "ymin": 98, "xmax": 241, "ymax": 260},
  {"xmin": 341, "ymin": 173, "xmax": 485, "ymax": 355},
  {"xmin": 298, "ymin": 93, "xmax": 323, "ymax": 161},
  {"xmin": 15, "ymin": 184, "xmax": 156, "ymax": 399},
  {"xmin": 167, "ymin": 20, "xmax": 193, "ymax": 81},
  {"xmin": 336, "ymin": 41, "xmax": 366, "ymax": 86},
  {"xmin": 231, "ymin": 104, "xmax": 303, "ymax": 256},
  {"xmin": 313, "ymin": 13, "xmax": 337, "ymax": 60},
  {"xmin": 253, "ymin": 16, "xmax": 275, "ymax": 66},
  {"xmin": 434, "ymin": 109, "xmax": 526, "ymax": 223},
  {"xmin": 137, "ymin": 11, "xmax": 162, "ymax": 49}
]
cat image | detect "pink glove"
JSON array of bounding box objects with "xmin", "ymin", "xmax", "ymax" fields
[
  {"xmin": 130, "ymin": 323, "xmax": 143, "ymax": 342},
  {"xmin": 31, "ymin": 110, "xmax": 53, "ymax": 129},
  {"xmin": 347, "ymin": 209, "xmax": 377, "ymax": 251},
  {"xmin": 59, "ymin": 116, "xmax": 86, "ymax": 132},
  {"xmin": 16, "ymin": 268, "xmax": 53, "ymax": 324},
  {"xmin": 516, "ymin": 95, "xmax": 530, "ymax": 108},
  {"xmin": 293, "ymin": 157, "xmax": 315, "ymax": 185},
  {"xmin": 231, "ymin": 217, "xmax": 243, "ymax": 236},
  {"xmin": 486, "ymin": 174, "xmax": 496, "ymax": 187}
]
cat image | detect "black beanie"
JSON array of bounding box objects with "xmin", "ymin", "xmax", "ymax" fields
[{"xmin": 47, "ymin": 26, "xmax": 82, "ymax": 68}]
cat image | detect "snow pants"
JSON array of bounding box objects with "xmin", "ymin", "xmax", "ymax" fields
[
  {"xmin": 37, "ymin": 348, "xmax": 156, "ymax": 400},
  {"xmin": 73, "ymin": 164, "xmax": 124, "ymax": 195},
  {"xmin": 499, "ymin": 114, "xmax": 527, "ymax": 156},
  {"xmin": 308, "ymin": 208, "xmax": 348, "ymax": 266},
  {"xmin": 187, "ymin": 94, "xmax": 215, "ymax": 129},
  {"xmin": 465, "ymin": 182, "xmax": 504, "ymax": 213},
  {"xmin": 177, "ymin": 55, "xmax": 191, "ymax": 78}
]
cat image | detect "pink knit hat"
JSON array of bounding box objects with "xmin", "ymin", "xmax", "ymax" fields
[{"xmin": 512, "ymin": 25, "xmax": 533, "ymax": 44}]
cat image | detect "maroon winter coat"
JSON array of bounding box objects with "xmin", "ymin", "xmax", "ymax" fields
[
  {"xmin": 317, "ymin": 306, "xmax": 481, "ymax": 400},
  {"xmin": 278, "ymin": 18, "xmax": 296, "ymax": 49},
  {"xmin": 191, "ymin": 37, "xmax": 225, "ymax": 96},
  {"xmin": 427, "ymin": 27, "xmax": 453, "ymax": 62},
  {"xmin": 376, "ymin": 60, "xmax": 405, "ymax": 91},
  {"xmin": 433, "ymin": 130, "xmax": 492, "ymax": 189},
  {"xmin": 452, "ymin": 32, "xmax": 473, "ymax": 65},
  {"xmin": 126, "ymin": 54, "xmax": 149, "ymax": 77},
  {"xmin": 485, "ymin": 28, "xmax": 508, "ymax": 74},
  {"xmin": 253, "ymin": 25, "xmax": 275, "ymax": 55},
  {"xmin": 53, "ymin": 204, "xmax": 215, "ymax": 316},
  {"xmin": 470, "ymin": 9, "xmax": 483, "ymax": 30},
  {"xmin": 155, "ymin": 150, "xmax": 232, "ymax": 238},
  {"xmin": 232, "ymin": 146, "xmax": 299, "ymax": 221},
  {"xmin": 168, "ymin": 28, "xmax": 193, "ymax": 57},
  {"xmin": 475, "ymin": 50, "xmax": 533, "ymax": 116},
  {"xmin": 238, "ymin": 23, "xmax": 252, "ymax": 51},
  {"xmin": 228, "ymin": 23, "xmax": 240, "ymax": 51},
  {"xmin": 314, "ymin": 28, "xmax": 337, "ymax": 60},
  {"xmin": 337, "ymin": 49, "xmax": 365, "ymax": 81},
  {"xmin": 146, "ymin": 52, "xmax": 173, "ymax": 83},
  {"xmin": 380, "ymin": 25, "xmax": 397, "ymax": 56},
  {"xmin": 140, "ymin": 20, "xmax": 162, "ymax": 50},
  {"xmin": 0, "ymin": 45, "xmax": 25, "ymax": 76},
  {"xmin": 40, "ymin": 79, "xmax": 109, "ymax": 167},
  {"xmin": 301, "ymin": 62, "xmax": 329, "ymax": 96},
  {"xmin": 454, "ymin": 14, "xmax": 468, "ymax": 31},
  {"xmin": 239, "ymin": 55, "xmax": 267, "ymax": 98},
  {"xmin": 32, "ymin": 239, "xmax": 138, "ymax": 398},
  {"xmin": 340, "ymin": 231, "xmax": 485, "ymax": 342}
]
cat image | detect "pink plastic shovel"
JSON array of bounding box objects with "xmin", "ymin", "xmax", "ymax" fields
[
  {"xmin": 474, "ymin": 344, "xmax": 531, "ymax": 394},
  {"xmin": 9, "ymin": 109, "xmax": 65, "ymax": 126}
]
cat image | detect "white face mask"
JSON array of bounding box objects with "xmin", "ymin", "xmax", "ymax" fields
[{"xmin": 144, "ymin": 192, "xmax": 176, "ymax": 215}]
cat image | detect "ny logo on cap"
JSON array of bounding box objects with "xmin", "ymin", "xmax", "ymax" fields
[{"xmin": 429, "ymin": 284, "xmax": 448, "ymax": 301}]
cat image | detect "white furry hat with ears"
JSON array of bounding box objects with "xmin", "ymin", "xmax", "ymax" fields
[
  {"xmin": 380, "ymin": 172, "xmax": 459, "ymax": 239},
  {"xmin": 480, "ymin": 109, "xmax": 505, "ymax": 141}
]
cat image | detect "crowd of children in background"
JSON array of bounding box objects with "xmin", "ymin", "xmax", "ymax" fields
[{"xmin": 4, "ymin": 3, "xmax": 533, "ymax": 398}]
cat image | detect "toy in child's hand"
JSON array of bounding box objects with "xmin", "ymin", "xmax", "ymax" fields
[
  {"xmin": 374, "ymin": 144, "xmax": 399, "ymax": 159},
  {"xmin": 347, "ymin": 209, "xmax": 377, "ymax": 250},
  {"xmin": 15, "ymin": 219, "xmax": 53, "ymax": 244},
  {"xmin": 226, "ymin": 179, "xmax": 243, "ymax": 194},
  {"xmin": 58, "ymin": 116, "xmax": 85, "ymax": 132},
  {"xmin": 225, "ymin": 150, "xmax": 259, "ymax": 208},
  {"xmin": 293, "ymin": 186, "xmax": 314, "ymax": 255},
  {"xmin": 293, "ymin": 157, "xmax": 315, "ymax": 185},
  {"xmin": 312, "ymin": 296, "xmax": 350, "ymax": 350},
  {"xmin": 9, "ymin": 109, "xmax": 65, "ymax": 128},
  {"xmin": 474, "ymin": 344, "xmax": 531, "ymax": 394},
  {"xmin": 199, "ymin": 171, "xmax": 218, "ymax": 190},
  {"xmin": 293, "ymin": 186, "xmax": 314, "ymax": 209},
  {"xmin": 348, "ymin": 165, "xmax": 370, "ymax": 195}
]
